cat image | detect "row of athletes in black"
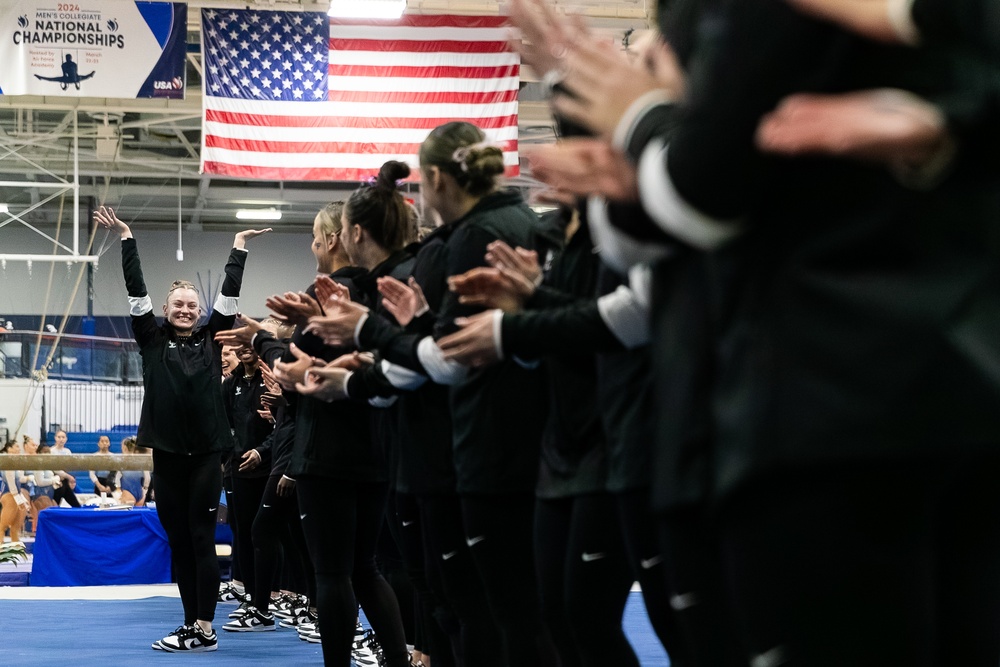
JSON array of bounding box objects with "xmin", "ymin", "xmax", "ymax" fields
[
  {"xmin": 211, "ymin": 119, "xmax": 677, "ymax": 666},
  {"xmin": 213, "ymin": 123, "xmax": 669, "ymax": 665},
  {"xmin": 506, "ymin": 0, "xmax": 1000, "ymax": 665},
  {"xmin": 99, "ymin": 0, "xmax": 1000, "ymax": 662},
  {"xmin": 96, "ymin": 118, "xmax": 678, "ymax": 666}
]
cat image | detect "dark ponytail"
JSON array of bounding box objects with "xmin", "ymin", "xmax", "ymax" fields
[{"xmin": 344, "ymin": 160, "xmax": 411, "ymax": 252}]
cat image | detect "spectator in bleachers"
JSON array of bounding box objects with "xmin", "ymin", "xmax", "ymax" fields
[
  {"xmin": 27, "ymin": 444, "xmax": 59, "ymax": 533},
  {"xmin": 89, "ymin": 435, "xmax": 118, "ymax": 496},
  {"xmin": 119, "ymin": 436, "xmax": 151, "ymax": 507},
  {"xmin": 46, "ymin": 430, "xmax": 80, "ymax": 508},
  {"xmin": 1, "ymin": 440, "xmax": 29, "ymax": 544},
  {"xmin": 50, "ymin": 429, "xmax": 71, "ymax": 455},
  {"xmin": 31, "ymin": 445, "xmax": 59, "ymax": 501}
]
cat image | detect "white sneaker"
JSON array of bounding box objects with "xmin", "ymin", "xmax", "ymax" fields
[
  {"xmin": 223, "ymin": 606, "xmax": 276, "ymax": 632},
  {"xmin": 158, "ymin": 625, "xmax": 218, "ymax": 652}
]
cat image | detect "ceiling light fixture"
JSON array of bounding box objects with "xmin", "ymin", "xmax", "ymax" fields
[
  {"xmin": 0, "ymin": 204, "xmax": 9, "ymax": 213},
  {"xmin": 235, "ymin": 208, "xmax": 282, "ymax": 221},
  {"xmin": 328, "ymin": 0, "xmax": 406, "ymax": 20}
]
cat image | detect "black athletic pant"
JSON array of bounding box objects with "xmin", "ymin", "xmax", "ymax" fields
[
  {"xmin": 535, "ymin": 493, "xmax": 638, "ymax": 667},
  {"xmin": 231, "ymin": 474, "xmax": 268, "ymax": 608},
  {"xmin": 419, "ymin": 494, "xmax": 502, "ymax": 667},
  {"xmin": 53, "ymin": 484, "xmax": 81, "ymax": 507},
  {"xmin": 152, "ymin": 449, "xmax": 222, "ymax": 624},
  {"xmin": 252, "ymin": 473, "xmax": 315, "ymax": 613},
  {"xmin": 715, "ymin": 458, "xmax": 1000, "ymax": 667},
  {"xmin": 616, "ymin": 487, "xmax": 690, "ymax": 666},
  {"xmin": 378, "ymin": 498, "xmax": 416, "ymax": 643},
  {"xmin": 394, "ymin": 492, "xmax": 458, "ymax": 667},
  {"xmin": 297, "ymin": 477, "xmax": 409, "ymax": 667},
  {"xmin": 461, "ymin": 493, "xmax": 552, "ymax": 667},
  {"xmin": 659, "ymin": 507, "xmax": 742, "ymax": 667}
]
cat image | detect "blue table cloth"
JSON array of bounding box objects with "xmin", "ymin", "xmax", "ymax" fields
[{"xmin": 31, "ymin": 507, "xmax": 171, "ymax": 586}]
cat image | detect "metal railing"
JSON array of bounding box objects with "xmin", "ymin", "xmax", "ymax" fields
[
  {"xmin": 0, "ymin": 331, "xmax": 141, "ymax": 384},
  {"xmin": 44, "ymin": 383, "xmax": 143, "ymax": 435}
]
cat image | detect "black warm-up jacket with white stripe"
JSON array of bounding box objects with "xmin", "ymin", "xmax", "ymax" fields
[{"xmin": 123, "ymin": 237, "xmax": 245, "ymax": 455}]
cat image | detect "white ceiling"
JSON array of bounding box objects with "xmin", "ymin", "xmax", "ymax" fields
[{"xmin": 0, "ymin": 0, "xmax": 651, "ymax": 235}]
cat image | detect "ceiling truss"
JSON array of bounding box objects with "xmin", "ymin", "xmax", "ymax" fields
[{"xmin": 0, "ymin": 0, "xmax": 651, "ymax": 235}]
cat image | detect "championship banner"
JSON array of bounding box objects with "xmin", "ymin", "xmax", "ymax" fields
[{"xmin": 0, "ymin": 1, "xmax": 187, "ymax": 98}]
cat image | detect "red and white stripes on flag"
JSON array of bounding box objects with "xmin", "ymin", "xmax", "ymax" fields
[{"xmin": 200, "ymin": 11, "xmax": 519, "ymax": 182}]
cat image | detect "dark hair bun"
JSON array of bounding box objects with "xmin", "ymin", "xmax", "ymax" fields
[
  {"xmin": 462, "ymin": 145, "xmax": 504, "ymax": 195},
  {"xmin": 375, "ymin": 160, "xmax": 411, "ymax": 191}
]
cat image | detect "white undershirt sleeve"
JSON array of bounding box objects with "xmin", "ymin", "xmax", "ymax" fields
[
  {"xmin": 638, "ymin": 140, "xmax": 744, "ymax": 251},
  {"xmin": 416, "ymin": 336, "xmax": 469, "ymax": 385}
]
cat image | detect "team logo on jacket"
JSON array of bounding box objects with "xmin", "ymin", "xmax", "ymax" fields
[{"xmin": 235, "ymin": 386, "xmax": 242, "ymax": 396}]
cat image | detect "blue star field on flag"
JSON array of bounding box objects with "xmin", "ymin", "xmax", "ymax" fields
[{"xmin": 202, "ymin": 8, "xmax": 329, "ymax": 102}]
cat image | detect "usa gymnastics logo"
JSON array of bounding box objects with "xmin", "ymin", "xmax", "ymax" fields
[
  {"xmin": 151, "ymin": 75, "xmax": 184, "ymax": 97},
  {"xmin": 153, "ymin": 77, "xmax": 183, "ymax": 90}
]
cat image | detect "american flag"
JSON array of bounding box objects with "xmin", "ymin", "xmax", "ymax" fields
[{"xmin": 200, "ymin": 9, "xmax": 520, "ymax": 181}]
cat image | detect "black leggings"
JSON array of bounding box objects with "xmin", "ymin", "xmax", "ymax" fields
[
  {"xmin": 251, "ymin": 474, "xmax": 315, "ymax": 613},
  {"xmin": 535, "ymin": 494, "xmax": 637, "ymax": 667},
  {"xmin": 393, "ymin": 492, "xmax": 458, "ymax": 667},
  {"xmin": 461, "ymin": 494, "xmax": 551, "ymax": 667},
  {"xmin": 297, "ymin": 477, "xmax": 409, "ymax": 667},
  {"xmin": 230, "ymin": 474, "xmax": 268, "ymax": 609},
  {"xmin": 152, "ymin": 449, "xmax": 223, "ymax": 624},
  {"xmin": 616, "ymin": 487, "xmax": 689, "ymax": 666},
  {"xmin": 717, "ymin": 460, "xmax": 1000, "ymax": 667},
  {"xmin": 419, "ymin": 494, "xmax": 502, "ymax": 667}
]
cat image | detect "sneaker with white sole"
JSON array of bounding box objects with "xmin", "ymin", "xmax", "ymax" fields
[
  {"xmin": 353, "ymin": 628, "xmax": 383, "ymax": 666},
  {"xmin": 301, "ymin": 627, "xmax": 322, "ymax": 643},
  {"xmin": 279, "ymin": 608, "xmax": 317, "ymax": 628},
  {"xmin": 151, "ymin": 625, "xmax": 187, "ymax": 650},
  {"xmin": 274, "ymin": 595, "xmax": 309, "ymax": 619},
  {"xmin": 223, "ymin": 606, "xmax": 276, "ymax": 632},
  {"xmin": 228, "ymin": 601, "xmax": 253, "ymax": 619},
  {"xmin": 158, "ymin": 625, "xmax": 218, "ymax": 652},
  {"xmin": 219, "ymin": 582, "xmax": 248, "ymax": 603}
]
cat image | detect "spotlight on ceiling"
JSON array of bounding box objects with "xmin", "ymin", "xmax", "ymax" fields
[
  {"xmin": 235, "ymin": 208, "xmax": 282, "ymax": 221},
  {"xmin": 328, "ymin": 0, "xmax": 406, "ymax": 19},
  {"xmin": 0, "ymin": 204, "xmax": 9, "ymax": 213}
]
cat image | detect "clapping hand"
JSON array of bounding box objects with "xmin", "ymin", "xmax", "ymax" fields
[
  {"xmin": 485, "ymin": 241, "xmax": 542, "ymax": 286},
  {"xmin": 314, "ymin": 275, "xmax": 352, "ymax": 310},
  {"xmin": 437, "ymin": 310, "xmax": 503, "ymax": 367},
  {"xmin": 294, "ymin": 352, "xmax": 373, "ymax": 402},
  {"xmin": 378, "ymin": 276, "xmax": 429, "ymax": 327},
  {"xmin": 273, "ymin": 343, "xmax": 322, "ymax": 391},
  {"xmin": 552, "ymin": 32, "xmax": 684, "ymax": 140},
  {"xmin": 266, "ymin": 291, "xmax": 323, "ymax": 327},
  {"xmin": 303, "ymin": 298, "xmax": 370, "ymax": 347},
  {"xmin": 214, "ymin": 312, "xmax": 266, "ymax": 347},
  {"xmin": 784, "ymin": 0, "xmax": 902, "ymax": 43},
  {"xmin": 756, "ymin": 89, "xmax": 948, "ymax": 169},
  {"xmin": 508, "ymin": 0, "xmax": 572, "ymax": 77},
  {"xmin": 524, "ymin": 139, "xmax": 639, "ymax": 201}
]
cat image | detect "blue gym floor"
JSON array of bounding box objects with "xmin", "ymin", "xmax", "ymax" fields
[{"xmin": 0, "ymin": 589, "xmax": 669, "ymax": 666}]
